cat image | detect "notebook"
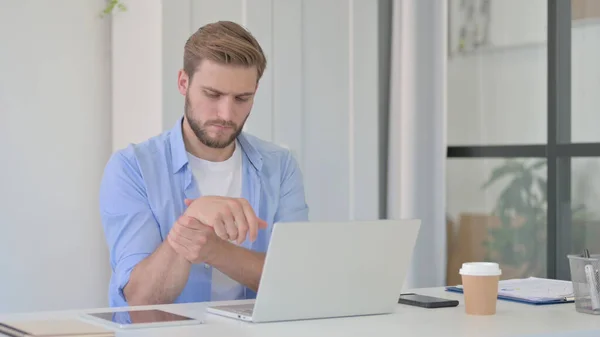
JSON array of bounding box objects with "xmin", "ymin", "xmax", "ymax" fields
[
  {"xmin": 446, "ymin": 277, "xmax": 575, "ymax": 305},
  {"xmin": 0, "ymin": 319, "xmax": 114, "ymax": 337}
]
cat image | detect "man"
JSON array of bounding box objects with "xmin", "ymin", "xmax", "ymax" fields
[{"xmin": 99, "ymin": 21, "xmax": 309, "ymax": 308}]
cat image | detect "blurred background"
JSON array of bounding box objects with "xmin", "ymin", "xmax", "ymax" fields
[{"xmin": 0, "ymin": 0, "xmax": 598, "ymax": 315}]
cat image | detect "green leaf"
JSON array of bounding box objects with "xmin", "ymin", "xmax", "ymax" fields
[
  {"xmin": 498, "ymin": 180, "xmax": 527, "ymax": 213},
  {"xmin": 100, "ymin": 0, "xmax": 127, "ymax": 18},
  {"xmin": 536, "ymin": 177, "xmax": 547, "ymax": 200},
  {"xmin": 516, "ymin": 171, "xmax": 534, "ymax": 193},
  {"xmin": 528, "ymin": 159, "xmax": 547, "ymax": 171},
  {"xmin": 482, "ymin": 160, "xmax": 524, "ymax": 190}
]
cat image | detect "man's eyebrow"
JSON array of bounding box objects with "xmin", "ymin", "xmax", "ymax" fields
[{"xmin": 201, "ymin": 86, "xmax": 254, "ymax": 97}]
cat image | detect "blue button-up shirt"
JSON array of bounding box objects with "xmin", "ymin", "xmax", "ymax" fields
[{"xmin": 99, "ymin": 117, "xmax": 309, "ymax": 307}]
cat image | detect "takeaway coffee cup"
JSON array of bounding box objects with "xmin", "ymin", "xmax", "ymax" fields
[{"xmin": 459, "ymin": 262, "xmax": 502, "ymax": 315}]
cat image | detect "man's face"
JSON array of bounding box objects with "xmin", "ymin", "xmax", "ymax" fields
[{"xmin": 178, "ymin": 59, "xmax": 258, "ymax": 149}]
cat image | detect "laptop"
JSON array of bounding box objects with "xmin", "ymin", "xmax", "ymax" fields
[{"xmin": 206, "ymin": 219, "xmax": 421, "ymax": 323}]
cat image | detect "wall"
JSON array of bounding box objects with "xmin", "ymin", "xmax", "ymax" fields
[
  {"xmin": 113, "ymin": 0, "xmax": 386, "ymax": 222},
  {"xmin": 0, "ymin": 1, "xmax": 112, "ymax": 313},
  {"xmin": 111, "ymin": 0, "xmax": 163, "ymax": 152}
]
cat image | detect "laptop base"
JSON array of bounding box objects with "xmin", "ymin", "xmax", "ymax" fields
[{"xmin": 206, "ymin": 303, "xmax": 255, "ymax": 322}]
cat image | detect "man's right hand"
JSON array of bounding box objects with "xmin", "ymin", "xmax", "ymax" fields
[
  {"xmin": 167, "ymin": 215, "xmax": 221, "ymax": 264},
  {"xmin": 183, "ymin": 196, "xmax": 268, "ymax": 244}
]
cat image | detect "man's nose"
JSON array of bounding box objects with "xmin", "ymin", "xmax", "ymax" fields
[{"xmin": 217, "ymin": 96, "xmax": 236, "ymax": 120}]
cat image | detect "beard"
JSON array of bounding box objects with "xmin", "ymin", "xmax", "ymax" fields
[{"xmin": 184, "ymin": 94, "xmax": 247, "ymax": 149}]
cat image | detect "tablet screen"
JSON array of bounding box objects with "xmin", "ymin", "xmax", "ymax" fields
[{"xmin": 87, "ymin": 309, "xmax": 195, "ymax": 325}]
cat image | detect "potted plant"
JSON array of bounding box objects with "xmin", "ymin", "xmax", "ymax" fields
[{"xmin": 481, "ymin": 159, "xmax": 589, "ymax": 278}]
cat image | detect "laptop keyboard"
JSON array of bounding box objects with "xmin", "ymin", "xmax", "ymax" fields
[{"xmin": 218, "ymin": 303, "xmax": 255, "ymax": 316}]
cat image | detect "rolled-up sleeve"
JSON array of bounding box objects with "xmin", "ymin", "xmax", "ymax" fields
[
  {"xmin": 99, "ymin": 150, "xmax": 162, "ymax": 305},
  {"xmin": 274, "ymin": 151, "xmax": 309, "ymax": 223}
]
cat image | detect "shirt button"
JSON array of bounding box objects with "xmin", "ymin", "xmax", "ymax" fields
[{"xmin": 204, "ymin": 264, "xmax": 210, "ymax": 269}]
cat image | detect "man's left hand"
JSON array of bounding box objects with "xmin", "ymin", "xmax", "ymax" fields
[{"xmin": 183, "ymin": 197, "xmax": 267, "ymax": 244}]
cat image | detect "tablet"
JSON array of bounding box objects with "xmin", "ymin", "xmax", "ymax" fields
[{"xmin": 82, "ymin": 309, "xmax": 203, "ymax": 329}]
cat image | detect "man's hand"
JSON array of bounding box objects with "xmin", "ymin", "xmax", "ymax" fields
[
  {"xmin": 167, "ymin": 215, "xmax": 222, "ymax": 264},
  {"xmin": 183, "ymin": 197, "xmax": 268, "ymax": 244}
]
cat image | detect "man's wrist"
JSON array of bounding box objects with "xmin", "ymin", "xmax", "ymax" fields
[
  {"xmin": 205, "ymin": 238, "xmax": 234, "ymax": 266},
  {"xmin": 164, "ymin": 239, "xmax": 192, "ymax": 265}
]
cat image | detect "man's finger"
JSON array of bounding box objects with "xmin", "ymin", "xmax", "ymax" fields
[
  {"xmin": 168, "ymin": 231, "xmax": 191, "ymax": 256},
  {"xmin": 172, "ymin": 224, "xmax": 196, "ymax": 245},
  {"xmin": 220, "ymin": 208, "xmax": 238, "ymax": 242},
  {"xmin": 184, "ymin": 199, "xmax": 193, "ymax": 207},
  {"xmin": 212, "ymin": 215, "xmax": 229, "ymax": 241},
  {"xmin": 258, "ymin": 219, "xmax": 268, "ymax": 229},
  {"xmin": 213, "ymin": 223, "xmax": 229, "ymax": 241},
  {"xmin": 238, "ymin": 199, "xmax": 259, "ymax": 242},
  {"xmin": 229, "ymin": 201, "xmax": 249, "ymax": 244},
  {"xmin": 178, "ymin": 215, "xmax": 205, "ymax": 230}
]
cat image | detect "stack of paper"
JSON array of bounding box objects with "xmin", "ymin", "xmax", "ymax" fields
[
  {"xmin": 0, "ymin": 319, "xmax": 114, "ymax": 337},
  {"xmin": 446, "ymin": 277, "xmax": 575, "ymax": 305},
  {"xmin": 496, "ymin": 277, "xmax": 574, "ymax": 302}
]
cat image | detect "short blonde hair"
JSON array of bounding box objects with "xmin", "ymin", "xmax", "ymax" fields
[{"xmin": 183, "ymin": 21, "xmax": 267, "ymax": 81}]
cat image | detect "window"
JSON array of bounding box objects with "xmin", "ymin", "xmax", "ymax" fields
[{"xmin": 446, "ymin": 0, "xmax": 600, "ymax": 281}]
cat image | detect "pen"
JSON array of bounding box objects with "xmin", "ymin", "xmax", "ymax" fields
[
  {"xmin": 582, "ymin": 248, "xmax": 600, "ymax": 310},
  {"xmin": 585, "ymin": 264, "xmax": 600, "ymax": 309}
]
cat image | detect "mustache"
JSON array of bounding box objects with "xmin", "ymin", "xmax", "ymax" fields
[{"xmin": 205, "ymin": 119, "xmax": 237, "ymax": 128}]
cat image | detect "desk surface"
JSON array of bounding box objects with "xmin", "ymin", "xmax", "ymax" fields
[{"xmin": 1, "ymin": 287, "xmax": 600, "ymax": 337}]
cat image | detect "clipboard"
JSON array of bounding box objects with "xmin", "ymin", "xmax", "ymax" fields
[
  {"xmin": 445, "ymin": 286, "xmax": 574, "ymax": 305},
  {"xmin": 445, "ymin": 277, "xmax": 575, "ymax": 306}
]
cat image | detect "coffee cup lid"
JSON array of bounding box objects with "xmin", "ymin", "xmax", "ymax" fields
[{"xmin": 459, "ymin": 262, "xmax": 502, "ymax": 276}]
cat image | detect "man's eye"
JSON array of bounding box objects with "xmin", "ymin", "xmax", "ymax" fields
[
  {"xmin": 235, "ymin": 97, "xmax": 249, "ymax": 102},
  {"xmin": 205, "ymin": 92, "xmax": 220, "ymax": 98}
]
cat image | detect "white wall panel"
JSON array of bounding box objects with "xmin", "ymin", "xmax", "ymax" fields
[
  {"xmin": 244, "ymin": 0, "xmax": 274, "ymax": 142},
  {"xmin": 162, "ymin": 0, "xmax": 191, "ymax": 129},
  {"xmin": 192, "ymin": 0, "xmax": 243, "ymax": 28},
  {"xmin": 272, "ymin": 1, "xmax": 305, "ymax": 168},
  {"xmin": 0, "ymin": 0, "xmax": 111, "ymax": 313},
  {"xmin": 111, "ymin": 0, "xmax": 163, "ymax": 151},
  {"xmin": 352, "ymin": 0, "xmax": 381, "ymax": 220},
  {"xmin": 303, "ymin": 0, "xmax": 351, "ymax": 221}
]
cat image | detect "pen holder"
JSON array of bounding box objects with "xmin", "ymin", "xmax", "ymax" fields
[{"xmin": 567, "ymin": 253, "xmax": 600, "ymax": 315}]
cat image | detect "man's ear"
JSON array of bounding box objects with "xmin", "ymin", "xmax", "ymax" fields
[{"xmin": 177, "ymin": 69, "xmax": 189, "ymax": 96}]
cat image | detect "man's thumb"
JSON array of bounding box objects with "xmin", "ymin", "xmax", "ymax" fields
[
  {"xmin": 258, "ymin": 219, "xmax": 268, "ymax": 229},
  {"xmin": 184, "ymin": 198, "xmax": 192, "ymax": 207}
]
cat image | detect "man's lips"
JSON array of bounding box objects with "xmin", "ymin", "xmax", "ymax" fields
[{"xmin": 208, "ymin": 124, "xmax": 232, "ymax": 130}]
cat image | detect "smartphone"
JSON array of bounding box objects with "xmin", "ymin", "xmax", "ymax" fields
[{"xmin": 398, "ymin": 293, "xmax": 459, "ymax": 309}]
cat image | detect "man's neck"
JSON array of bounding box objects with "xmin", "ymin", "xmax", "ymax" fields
[{"xmin": 182, "ymin": 118, "xmax": 235, "ymax": 162}]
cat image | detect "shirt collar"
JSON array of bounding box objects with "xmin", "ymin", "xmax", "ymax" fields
[
  {"xmin": 169, "ymin": 117, "xmax": 188, "ymax": 174},
  {"xmin": 237, "ymin": 131, "xmax": 263, "ymax": 172},
  {"xmin": 169, "ymin": 116, "xmax": 263, "ymax": 174}
]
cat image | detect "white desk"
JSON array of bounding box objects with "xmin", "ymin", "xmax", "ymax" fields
[{"xmin": 2, "ymin": 287, "xmax": 600, "ymax": 337}]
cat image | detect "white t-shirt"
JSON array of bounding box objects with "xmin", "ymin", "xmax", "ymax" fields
[{"xmin": 186, "ymin": 140, "xmax": 244, "ymax": 301}]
